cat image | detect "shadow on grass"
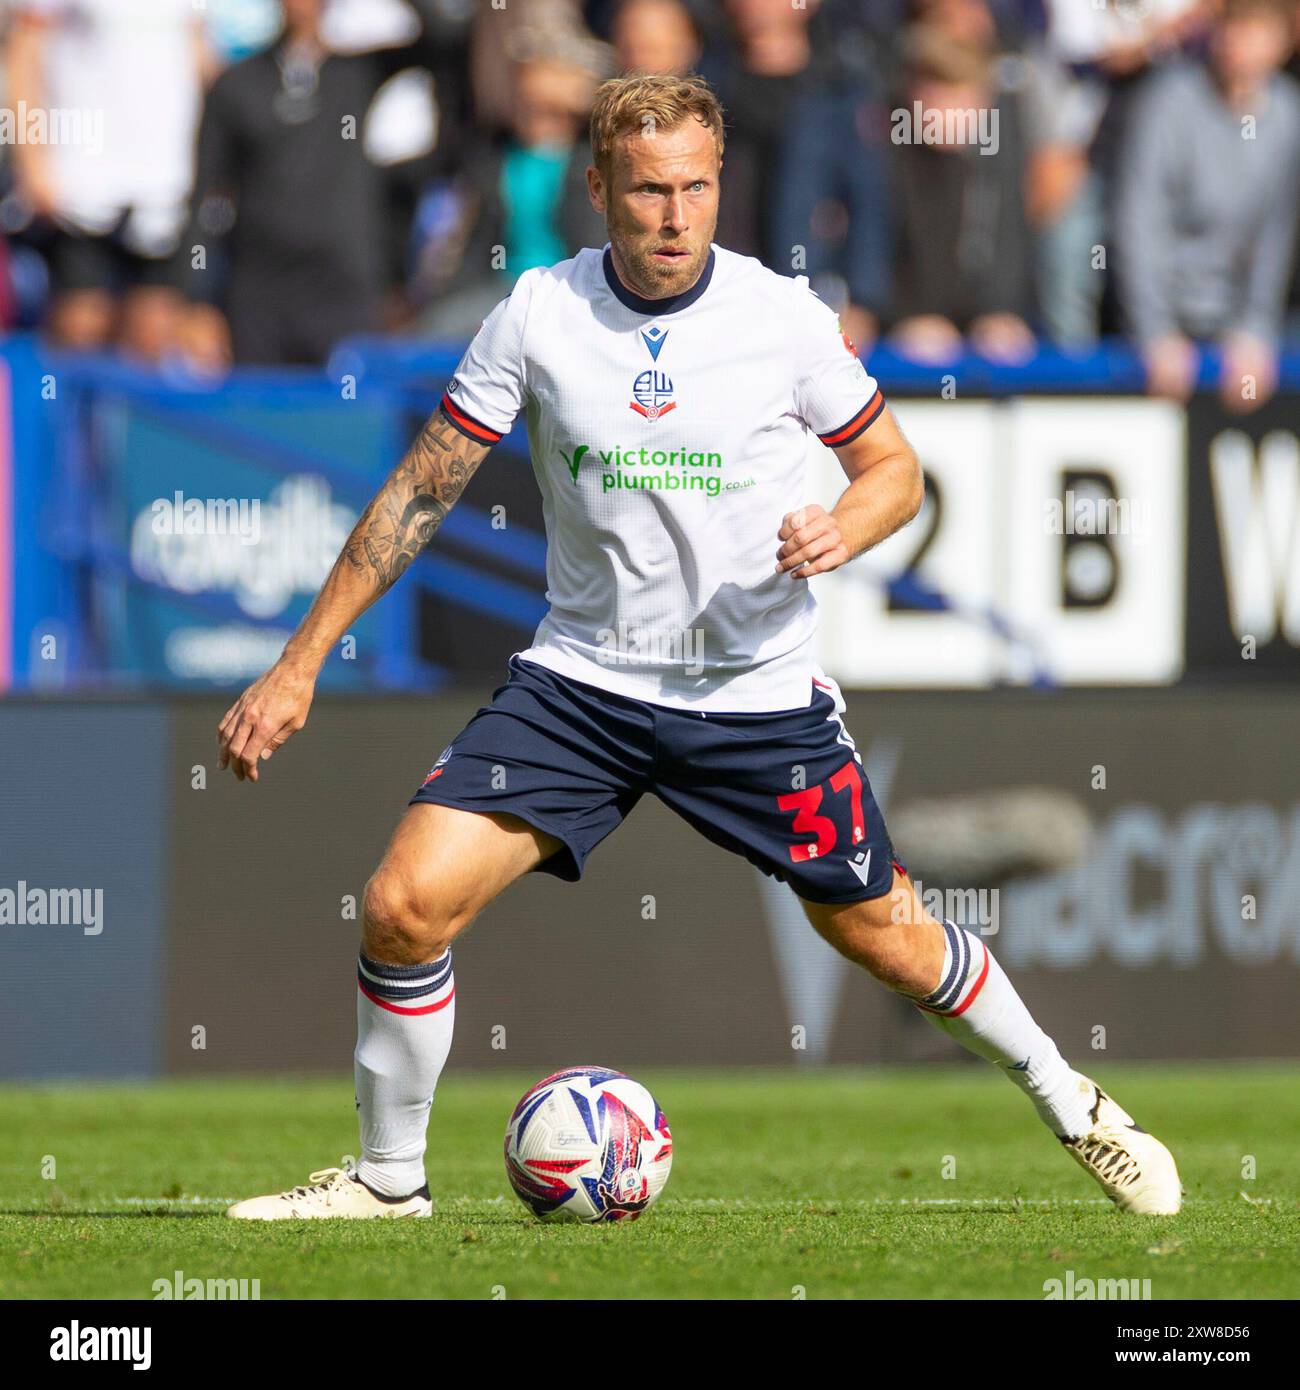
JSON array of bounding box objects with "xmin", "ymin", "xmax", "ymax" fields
[
  {"xmin": 1, "ymin": 1209, "xmax": 531, "ymax": 1226},
  {"xmin": 1, "ymin": 1209, "xmax": 219, "ymax": 1220}
]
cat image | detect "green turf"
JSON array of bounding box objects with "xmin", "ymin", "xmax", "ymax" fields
[{"xmin": 1, "ymin": 1064, "xmax": 1296, "ymax": 1300}]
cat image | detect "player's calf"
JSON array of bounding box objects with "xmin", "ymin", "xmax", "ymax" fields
[
  {"xmin": 808, "ymin": 875, "xmax": 1099, "ymax": 1138},
  {"xmin": 352, "ymin": 805, "xmax": 556, "ymax": 1201},
  {"xmin": 805, "ymin": 875, "xmax": 1182, "ymax": 1214},
  {"xmin": 802, "ymin": 872, "xmax": 946, "ymax": 995}
]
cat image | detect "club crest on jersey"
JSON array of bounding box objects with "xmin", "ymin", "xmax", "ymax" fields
[
  {"xmin": 630, "ymin": 369, "xmax": 676, "ymax": 422},
  {"xmin": 421, "ymin": 746, "xmax": 453, "ymax": 784}
]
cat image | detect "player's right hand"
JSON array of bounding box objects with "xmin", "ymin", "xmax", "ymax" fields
[{"xmin": 216, "ymin": 659, "xmax": 316, "ymax": 783}]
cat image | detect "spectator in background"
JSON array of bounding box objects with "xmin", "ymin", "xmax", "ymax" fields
[
  {"xmin": 184, "ymin": 0, "xmax": 457, "ymax": 368},
  {"xmin": 1026, "ymin": 0, "xmax": 1213, "ymax": 349},
  {"xmin": 768, "ymin": 23, "xmax": 892, "ymax": 350},
  {"xmin": 875, "ymin": 0, "xmax": 1046, "ymax": 50},
  {"xmin": 1114, "ymin": 0, "xmax": 1300, "ymax": 411},
  {"xmin": 470, "ymin": 0, "xmax": 603, "ymax": 136},
  {"xmin": 701, "ymin": 0, "xmax": 819, "ymax": 267},
  {"xmin": 1289, "ymin": 0, "xmax": 1300, "ymax": 337},
  {"xmin": 888, "ymin": 22, "xmax": 1037, "ymax": 363},
  {"xmin": 202, "ymin": 0, "xmax": 282, "ymax": 63},
  {"xmin": 6, "ymin": 0, "xmax": 210, "ymax": 360},
  {"xmin": 911, "ymin": 0, "xmax": 1004, "ymax": 47},
  {"xmin": 419, "ymin": 48, "xmax": 606, "ymax": 338},
  {"xmin": 611, "ymin": 0, "xmax": 701, "ymax": 76}
]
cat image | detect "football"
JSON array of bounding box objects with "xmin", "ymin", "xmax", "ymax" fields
[{"xmin": 504, "ymin": 1066, "xmax": 673, "ymax": 1222}]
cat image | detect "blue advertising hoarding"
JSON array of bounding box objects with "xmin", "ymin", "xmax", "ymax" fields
[{"xmin": 3, "ymin": 338, "xmax": 419, "ymax": 690}]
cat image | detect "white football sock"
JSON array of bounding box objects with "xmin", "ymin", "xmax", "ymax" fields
[
  {"xmin": 354, "ymin": 949, "xmax": 455, "ymax": 1197},
  {"xmin": 915, "ymin": 920, "xmax": 1093, "ymax": 1140}
]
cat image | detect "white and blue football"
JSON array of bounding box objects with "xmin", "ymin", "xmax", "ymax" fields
[{"xmin": 504, "ymin": 1066, "xmax": 673, "ymax": 1222}]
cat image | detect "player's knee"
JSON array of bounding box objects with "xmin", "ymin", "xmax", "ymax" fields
[{"xmin": 361, "ymin": 870, "xmax": 468, "ymax": 962}]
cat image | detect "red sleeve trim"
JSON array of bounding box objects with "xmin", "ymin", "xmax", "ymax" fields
[
  {"xmin": 439, "ymin": 393, "xmax": 504, "ymax": 445},
  {"xmin": 817, "ymin": 389, "xmax": 885, "ymax": 448}
]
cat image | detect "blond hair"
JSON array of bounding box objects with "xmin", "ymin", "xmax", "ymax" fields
[{"xmin": 589, "ymin": 74, "xmax": 725, "ymax": 180}]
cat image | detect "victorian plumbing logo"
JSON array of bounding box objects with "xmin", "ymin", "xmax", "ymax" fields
[
  {"xmin": 555, "ymin": 321, "xmax": 755, "ymax": 495},
  {"xmin": 558, "ymin": 441, "xmax": 751, "ymax": 499}
]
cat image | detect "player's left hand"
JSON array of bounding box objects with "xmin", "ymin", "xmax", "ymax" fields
[{"xmin": 775, "ymin": 505, "xmax": 851, "ymax": 580}]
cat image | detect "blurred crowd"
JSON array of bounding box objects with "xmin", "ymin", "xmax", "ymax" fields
[{"xmin": 1, "ymin": 0, "xmax": 1298, "ymax": 409}]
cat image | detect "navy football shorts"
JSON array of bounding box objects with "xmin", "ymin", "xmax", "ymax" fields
[{"xmin": 410, "ymin": 655, "xmax": 898, "ymax": 904}]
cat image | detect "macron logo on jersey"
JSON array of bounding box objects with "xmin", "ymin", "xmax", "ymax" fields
[{"xmin": 640, "ymin": 325, "xmax": 668, "ymax": 360}]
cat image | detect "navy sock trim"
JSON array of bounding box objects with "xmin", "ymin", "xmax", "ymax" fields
[
  {"xmin": 358, "ymin": 951, "xmax": 452, "ymax": 1001},
  {"xmin": 923, "ymin": 921, "xmax": 967, "ymax": 1011}
]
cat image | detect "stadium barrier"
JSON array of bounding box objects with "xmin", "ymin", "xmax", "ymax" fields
[
  {"xmin": 3, "ymin": 333, "xmax": 1300, "ymax": 692},
  {"xmin": 1, "ymin": 687, "xmax": 1295, "ymax": 1079}
]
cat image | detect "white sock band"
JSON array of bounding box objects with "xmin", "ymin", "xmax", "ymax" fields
[
  {"xmin": 353, "ymin": 949, "xmax": 455, "ymax": 1197},
  {"xmin": 918, "ymin": 921, "xmax": 1092, "ymax": 1139}
]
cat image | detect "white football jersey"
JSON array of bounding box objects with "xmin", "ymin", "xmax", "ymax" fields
[{"xmin": 439, "ymin": 244, "xmax": 885, "ymax": 712}]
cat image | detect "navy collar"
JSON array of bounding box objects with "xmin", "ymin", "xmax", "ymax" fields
[{"xmin": 602, "ymin": 245, "xmax": 715, "ymax": 315}]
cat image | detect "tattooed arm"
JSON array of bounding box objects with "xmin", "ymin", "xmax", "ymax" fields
[
  {"xmin": 325, "ymin": 412, "xmax": 485, "ymax": 644},
  {"xmin": 216, "ymin": 413, "xmax": 489, "ymax": 782}
]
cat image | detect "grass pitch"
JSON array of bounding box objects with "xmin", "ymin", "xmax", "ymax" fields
[{"xmin": 1, "ymin": 1064, "xmax": 1296, "ymax": 1300}]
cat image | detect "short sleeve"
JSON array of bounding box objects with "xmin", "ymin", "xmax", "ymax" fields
[
  {"xmin": 790, "ymin": 281, "xmax": 886, "ymax": 448},
  {"xmin": 437, "ymin": 273, "xmax": 536, "ymax": 446}
]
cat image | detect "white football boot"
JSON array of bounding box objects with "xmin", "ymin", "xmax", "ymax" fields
[
  {"xmin": 1061, "ymin": 1079, "xmax": 1182, "ymax": 1215},
  {"xmin": 226, "ymin": 1167, "xmax": 431, "ymax": 1220}
]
